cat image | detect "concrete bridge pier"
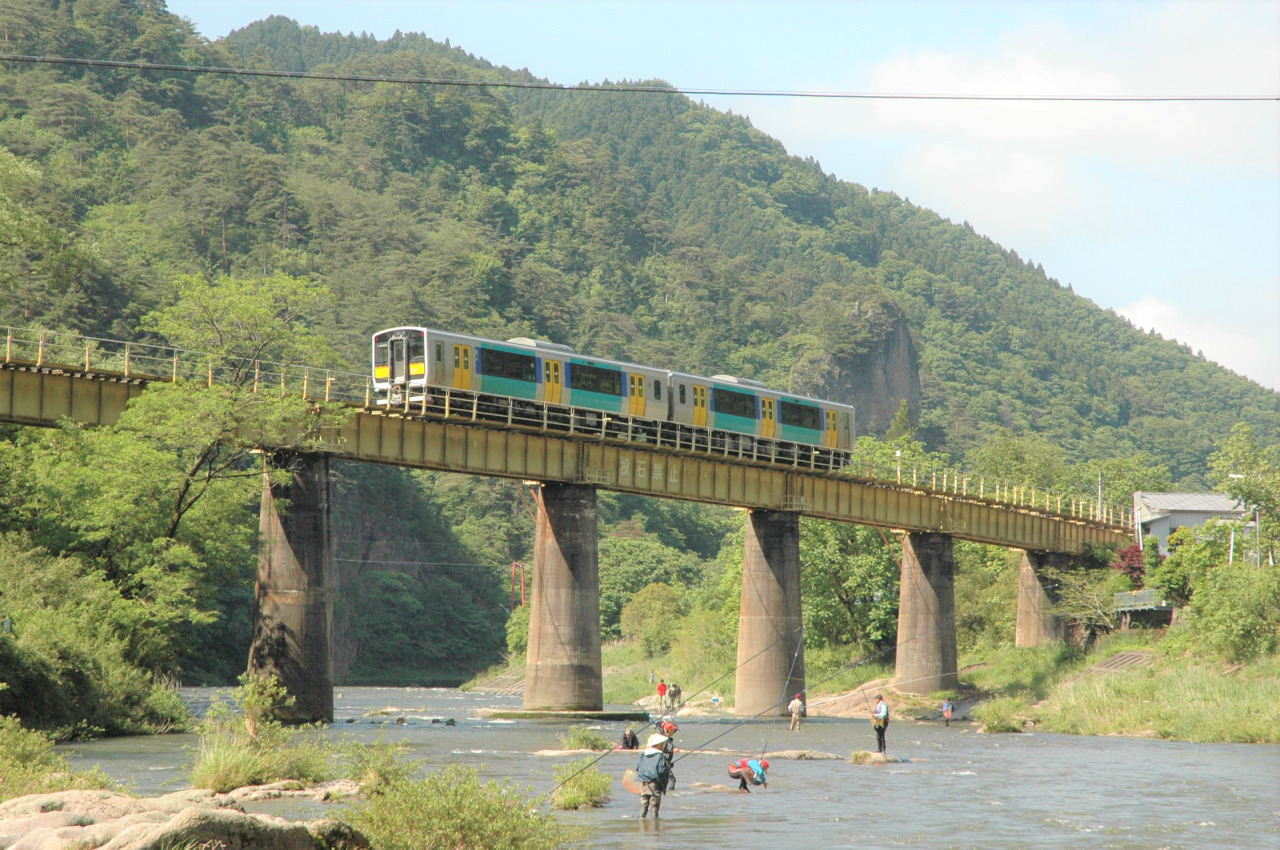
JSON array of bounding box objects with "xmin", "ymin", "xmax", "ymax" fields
[
  {"xmin": 523, "ymin": 483, "xmax": 603, "ymax": 711},
  {"xmin": 248, "ymin": 452, "xmax": 334, "ymax": 723},
  {"xmin": 735, "ymin": 510, "xmax": 805, "ymax": 716},
  {"xmin": 894, "ymin": 532, "xmax": 959, "ymax": 694},
  {"xmin": 1016, "ymin": 551, "xmax": 1070, "ymax": 646}
]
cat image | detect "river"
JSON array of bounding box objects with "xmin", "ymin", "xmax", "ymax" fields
[{"xmin": 61, "ymin": 687, "xmax": 1279, "ymax": 849}]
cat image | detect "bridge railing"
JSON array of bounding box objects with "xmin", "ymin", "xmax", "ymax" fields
[{"xmin": 3, "ymin": 325, "xmax": 1134, "ymax": 528}]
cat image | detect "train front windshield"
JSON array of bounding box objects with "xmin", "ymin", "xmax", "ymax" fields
[{"xmin": 373, "ymin": 329, "xmax": 426, "ymax": 398}]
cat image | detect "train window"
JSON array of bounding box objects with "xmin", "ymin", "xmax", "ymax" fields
[
  {"xmin": 409, "ymin": 336, "xmax": 425, "ymax": 361},
  {"xmin": 453, "ymin": 348, "xmax": 460, "ymax": 368},
  {"xmin": 435, "ymin": 342, "xmax": 443, "ymax": 363},
  {"xmin": 679, "ymin": 384, "xmax": 686, "ymax": 405},
  {"xmin": 654, "ymin": 380, "xmax": 662, "ymax": 401},
  {"xmin": 713, "ymin": 387, "xmax": 756, "ymax": 418},
  {"xmin": 568, "ymin": 362, "xmax": 622, "ymax": 396},
  {"xmin": 374, "ymin": 342, "xmax": 389, "ymax": 367},
  {"xmin": 780, "ymin": 400, "xmax": 821, "ymax": 430},
  {"xmin": 481, "ymin": 347, "xmax": 537, "ymax": 382}
]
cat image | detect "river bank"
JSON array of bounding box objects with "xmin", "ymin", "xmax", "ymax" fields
[{"xmin": 469, "ymin": 632, "xmax": 1280, "ymax": 744}]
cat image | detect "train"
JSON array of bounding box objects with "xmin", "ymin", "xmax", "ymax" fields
[{"xmin": 371, "ymin": 327, "xmax": 855, "ymax": 469}]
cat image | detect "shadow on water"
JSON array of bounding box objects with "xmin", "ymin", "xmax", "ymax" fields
[{"xmin": 60, "ymin": 687, "xmax": 1280, "ymax": 849}]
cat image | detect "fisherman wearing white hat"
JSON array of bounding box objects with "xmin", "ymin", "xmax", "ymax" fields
[{"xmin": 634, "ymin": 731, "xmax": 675, "ymax": 818}]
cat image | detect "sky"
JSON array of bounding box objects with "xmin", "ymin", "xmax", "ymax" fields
[{"xmin": 166, "ymin": 0, "xmax": 1280, "ymax": 391}]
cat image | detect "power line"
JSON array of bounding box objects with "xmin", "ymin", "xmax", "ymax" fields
[{"xmin": 1, "ymin": 54, "xmax": 1274, "ymax": 102}]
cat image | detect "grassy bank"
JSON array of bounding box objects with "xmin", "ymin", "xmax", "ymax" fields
[{"xmin": 468, "ymin": 630, "xmax": 1280, "ymax": 745}]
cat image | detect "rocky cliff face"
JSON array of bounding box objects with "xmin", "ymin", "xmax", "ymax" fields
[
  {"xmin": 792, "ymin": 309, "xmax": 921, "ymax": 438},
  {"xmin": 843, "ymin": 314, "xmax": 920, "ymax": 437}
]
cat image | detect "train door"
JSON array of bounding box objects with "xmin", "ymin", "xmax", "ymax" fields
[
  {"xmin": 544, "ymin": 360, "xmax": 563, "ymax": 404},
  {"xmin": 452, "ymin": 344, "xmax": 472, "ymax": 389},
  {"xmin": 389, "ymin": 336, "xmax": 408, "ymax": 387},
  {"xmin": 761, "ymin": 398, "xmax": 776, "ymax": 438},
  {"xmin": 825, "ymin": 409, "xmax": 838, "ymax": 447},
  {"xmin": 627, "ymin": 374, "xmax": 646, "ymax": 416},
  {"xmin": 693, "ymin": 384, "xmax": 708, "ymax": 427}
]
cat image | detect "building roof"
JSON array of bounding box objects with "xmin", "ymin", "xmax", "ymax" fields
[{"xmin": 1134, "ymin": 491, "xmax": 1245, "ymax": 517}]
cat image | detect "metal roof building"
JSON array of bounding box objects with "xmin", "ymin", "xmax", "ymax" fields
[{"xmin": 1133, "ymin": 491, "xmax": 1248, "ymax": 555}]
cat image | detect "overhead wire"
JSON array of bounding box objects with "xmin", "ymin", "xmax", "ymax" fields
[{"xmin": 1, "ymin": 54, "xmax": 1275, "ymax": 102}]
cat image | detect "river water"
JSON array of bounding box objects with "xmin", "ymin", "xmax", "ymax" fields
[{"xmin": 61, "ymin": 687, "xmax": 1279, "ymax": 849}]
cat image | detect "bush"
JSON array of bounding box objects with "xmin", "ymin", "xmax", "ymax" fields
[
  {"xmin": 1180, "ymin": 558, "xmax": 1280, "ymax": 662},
  {"xmin": 0, "ymin": 536, "xmax": 192, "ymax": 737},
  {"xmin": 187, "ymin": 673, "xmax": 332, "ymax": 792},
  {"xmin": 343, "ymin": 765, "xmax": 586, "ymax": 850},
  {"xmin": 973, "ymin": 696, "xmax": 1030, "ymax": 733},
  {"xmin": 338, "ymin": 735, "xmax": 415, "ymax": 792},
  {"xmin": 0, "ymin": 715, "xmax": 116, "ymax": 802},
  {"xmin": 558, "ymin": 725, "xmax": 612, "ymax": 751},
  {"xmin": 506, "ymin": 603, "xmax": 531, "ymax": 656},
  {"xmin": 550, "ymin": 757, "xmax": 612, "ymax": 810}
]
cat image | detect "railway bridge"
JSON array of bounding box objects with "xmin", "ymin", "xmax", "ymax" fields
[{"xmin": 1, "ymin": 329, "xmax": 1132, "ymax": 721}]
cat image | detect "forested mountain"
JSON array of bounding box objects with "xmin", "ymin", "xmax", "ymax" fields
[{"xmin": 0, "ymin": 1, "xmax": 1276, "ymax": 696}]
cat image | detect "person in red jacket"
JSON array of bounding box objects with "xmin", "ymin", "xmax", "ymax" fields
[{"xmin": 656, "ymin": 679, "xmax": 668, "ymax": 711}]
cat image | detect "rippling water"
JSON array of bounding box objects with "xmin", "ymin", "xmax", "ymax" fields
[{"xmin": 61, "ymin": 688, "xmax": 1280, "ymax": 849}]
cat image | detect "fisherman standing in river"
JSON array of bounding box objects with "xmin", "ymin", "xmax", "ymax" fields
[
  {"xmin": 788, "ymin": 693, "xmax": 804, "ymax": 732},
  {"xmin": 872, "ymin": 693, "xmax": 889, "ymax": 753},
  {"xmin": 636, "ymin": 732, "xmax": 675, "ymax": 818}
]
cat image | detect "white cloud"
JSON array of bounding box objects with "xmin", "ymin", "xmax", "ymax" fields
[{"xmin": 1118, "ymin": 294, "xmax": 1280, "ymax": 390}]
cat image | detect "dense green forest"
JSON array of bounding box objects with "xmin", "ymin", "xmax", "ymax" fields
[{"xmin": 0, "ymin": 1, "xmax": 1275, "ymax": 731}]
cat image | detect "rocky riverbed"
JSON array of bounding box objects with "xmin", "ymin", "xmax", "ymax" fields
[{"xmin": 0, "ymin": 784, "xmax": 366, "ymax": 850}]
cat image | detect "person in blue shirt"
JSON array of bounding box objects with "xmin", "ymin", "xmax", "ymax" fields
[
  {"xmin": 727, "ymin": 757, "xmax": 768, "ymax": 792},
  {"xmin": 873, "ymin": 694, "xmax": 889, "ymax": 753},
  {"xmin": 942, "ymin": 697, "xmax": 953, "ymax": 727}
]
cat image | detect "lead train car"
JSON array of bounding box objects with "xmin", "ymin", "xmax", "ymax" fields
[
  {"xmin": 372, "ymin": 326, "xmax": 854, "ymax": 455},
  {"xmin": 372, "ymin": 327, "xmax": 667, "ymax": 422}
]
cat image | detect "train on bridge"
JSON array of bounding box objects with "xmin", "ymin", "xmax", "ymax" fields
[{"xmin": 372, "ymin": 327, "xmax": 856, "ymax": 470}]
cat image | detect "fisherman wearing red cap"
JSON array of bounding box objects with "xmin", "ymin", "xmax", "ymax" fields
[
  {"xmin": 727, "ymin": 757, "xmax": 768, "ymax": 792},
  {"xmin": 788, "ymin": 693, "xmax": 805, "ymax": 732}
]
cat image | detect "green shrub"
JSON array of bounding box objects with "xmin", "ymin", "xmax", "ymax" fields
[
  {"xmin": 0, "ymin": 715, "xmax": 116, "ymax": 802},
  {"xmin": 338, "ymin": 735, "xmax": 415, "ymax": 791},
  {"xmin": 0, "ymin": 537, "xmax": 192, "ymax": 737},
  {"xmin": 550, "ymin": 757, "xmax": 612, "ymax": 810},
  {"xmin": 187, "ymin": 673, "xmax": 332, "ymax": 792},
  {"xmin": 343, "ymin": 766, "xmax": 586, "ymax": 850},
  {"xmin": 973, "ymin": 696, "xmax": 1029, "ymax": 733},
  {"xmin": 506, "ymin": 602, "xmax": 531, "ymax": 657},
  {"xmin": 558, "ymin": 725, "xmax": 611, "ymax": 751}
]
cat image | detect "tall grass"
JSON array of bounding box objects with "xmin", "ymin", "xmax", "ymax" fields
[
  {"xmin": 1032, "ymin": 659, "xmax": 1280, "ymax": 742},
  {"xmin": 186, "ymin": 674, "xmax": 332, "ymax": 792},
  {"xmin": 343, "ymin": 766, "xmax": 587, "ymax": 850},
  {"xmin": 558, "ymin": 725, "xmax": 612, "ymax": 751},
  {"xmin": 550, "ymin": 757, "xmax": 612, "ymax": 810},
  {"xmin": 0, "ymin": 715, "xmax": 116, "ymax": 802},
  {"xmin": 961, "ymin": 642, "xmax": 1086, "ymax": 700}
]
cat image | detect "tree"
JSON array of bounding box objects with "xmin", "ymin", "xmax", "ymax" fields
[
  {"xmin": 620, "ymin": 582, "xmax": 683, "ymax": 657},
  {"xmin": 799, "ymin": 519, "xmax": 899, "ymax": 651},
  {"xmin": 1209, "ymin": 423, "xmax": 1278, "ymax": 566},
  {"xmin": 598, "ymin": 536, "xmax": 702, "ymax": 639}
]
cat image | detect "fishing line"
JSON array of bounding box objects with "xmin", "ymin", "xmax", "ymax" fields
[
  {"xmin": 542, "ymin": 624, "xmax": 804, "ymax": 799},
  {"xmin": 672, "ymin": 614, "xmax": 957, "ymax": 767},
  {"xmin": 757, "ymin": 624, "xmax": 805, "ymax": 760}
]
